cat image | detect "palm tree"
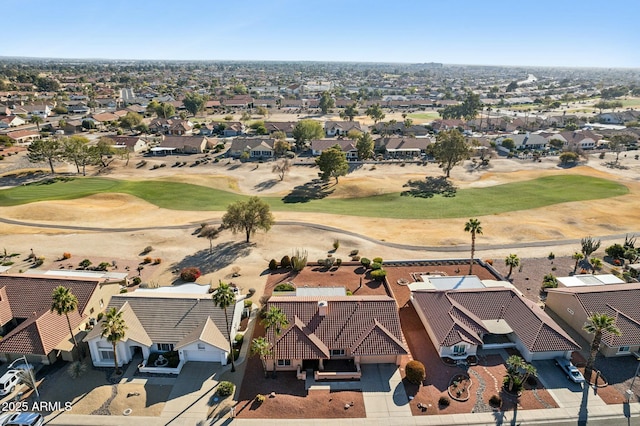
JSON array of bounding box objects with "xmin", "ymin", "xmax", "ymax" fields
[
  {"xmin": 51, "ymin": 286, "xmax": 80, "ymax": 358},
  {"xmin": 250, "ymin": 337, "xmax": 272, "ymax": 378},
  {"xmin": 262, "ymin": 306, "xmax": 289, "ymax": 375},
  {"xmin": 212, "ymin": 281, "xmax": 237, "ymax": 372},
  {"xmin": 572, "ymin": 252, "xmax": 585, "ymax": 273},
  {"xmin": 583, "ymin": 313, "xmax": 621, "ymax": 383},
  {"xmin": 464, "ymin": 218, "xmax": 483, "ymax": 274},
  {"xmin": 100, "ymin": 307, "xmax": 127, "ymax": 375},
  {"xmin": 30, "ymin": 115, "xmax": 43, "ymax": 133},
  {"xmin": 504, "ymin": 254, "xmax": 520, "ymax": 278}
]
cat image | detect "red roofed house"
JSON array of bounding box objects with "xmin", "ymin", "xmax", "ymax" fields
[
  {"xmin": 0, "ymin": 274, "xmax": 122, "ymax": 364},
  {"xmin": 411, "ymin": 287, "xmax": 580, "ymax": 362},
  {"xmin": 7, "ymin": 129, "xmax": 40, "ymax": 144},
  {"xmin": 546, "ymin": 283, "xmax": 640, "ymax": 357},
  {"xmin": 265, "ymin": 295, "xmax": 408, "ymax": 378}
]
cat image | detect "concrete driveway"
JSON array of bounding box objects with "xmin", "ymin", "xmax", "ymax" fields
[{"xmin": 533, "ymin": 359, "xmax": 605, "ymax": 409}]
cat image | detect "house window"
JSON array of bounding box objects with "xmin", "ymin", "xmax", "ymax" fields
[
  {"xmin": 277, "ymin": 359, "xmax": 291, "ymax": 366},
  {"xmin": 197, "ymin": 343, "xmax": 205, "ymax": 350},
  {"xmin": 100, "ymin": 350, "xmax": 114, "ymax": 361},
  {"xmin": 453, "ymin": 345, "xmax": 466, "ymax": 355},
  {"xmin": 618, "ymin": 346, "xmax": 630, "ymax": 353},
  {"xmin": 158, "ymin": 343, "xmax": 174, "ymax": 352},
  {"xmin": 331, "ymin": 349, "xmax": 345, "ymax": 357}
]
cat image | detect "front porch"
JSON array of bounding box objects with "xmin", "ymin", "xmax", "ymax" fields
[{"xmin": 297, "ymin": 359, "xmax": 362, "ymax": 382}]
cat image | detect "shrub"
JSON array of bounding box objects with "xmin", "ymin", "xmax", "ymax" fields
[
  {"xmin": 79, "ymin": 259, "xmax": 92, "ymax": 269},
  {"xmin": 489, "ymin": 394, "xmax": 502, "ymax": 407},
  {"xmin": 371, "ymin": 262, "xmax": 382, "ymax": 270},
  {"xmin": 349, "ymin": 249, "xmax": 359, "ymax": 256},
  {"xmin": 143, "ymin": 256, "xmax": 152, "ymax": 264},
  {"xmin": 605, "ymin": 243, "xmax": 625, "ymax": 259},
  {"xmin": 291, "ymin": 249, "xmax": 308, "ymax": 272},
  {"xmin": 370, "ymin": 268, "xmax": 387, "ymax": 281},
  {"xmin": 280, "ymin": 255, "xmax": 291, "ymax": 269},
  {"xmin": 142, "ymin": 245, "xmax": 153, "ymax": 255},
  {"xmin": 335, "ymin": 258, "xmax": 342, "ymax": 267},
  {"xmin": 325, "ymin": 257, "xmax": 335, "ymax": 268},
  {"xmin": 120, "ymin": 288, "xmax": 128, "ymax": 293},
  {"xmin": 360, "ymin": 257, "xmax": 371, "ymax": 268},
  {"xmin": 96, "ymin": 262, "xmax": 110, "ymax": 271},
  {"xmin": 405, "ymin": 360, "xmax": 426, "ymax": 384},
  {"xmin": 255, "ymin": 393, "xmax": 266, "ymax": 403},
  {"xmin": 274, "ymin": 282, "xmax": 295, "ymax": 292},
  {"xmin": 438, "ymin": 396, "xmax": 450, "ymax": 407},
  {"xmin": 484, "ymin": 259, "xmax": 493, "ymax": 265},
  {"xmin": 217, "ymin": 381, "xmax": 235, "ymax": 397},
  {"xmin": 33, "ymin": 257, "xmax": 44, "ymax": 268},
  {"xmin": 131, "ymin": 276, "xmax": 141, "ymax": 286},
  {"xmin": 234, "ymin": 333, "xmax": 244, "ymax": 345},
  {"xmin": 548, "ymin": 252, "xmax": 555, "ymax": 260},
  {"xmin": 346, "ymin": 290, "xmax": 353, "ymax": 296},
  {"xmin": 180, "ymin": 267, "xmax": 202, "ymax": 282},
  {"xmin": 228, "ymin": 349, "xmax": 240, "ymax": 362},
  {"xmin": 542, "ymin": 273, "xmax": 558, "ymax": 289},
  {"xmin": 351, "ymin": 255, "xmax": 360, "ymax": 261},
  {"xmin": 62, "ymin": 252, "xmax": 71, "ymax": 260},
  {"xmin": 333, "ymin": 239, "xmax": 340, "ymax": 250},
  {"xmin": 153, "ymin": 258, "xmax": 162, "ymax": 265},
  {"xmin": 244, "ymin": 299, "xmax": 253, "ymax": 308},
  {"xmin": 268, "ymin": 259, "xmax": 278, "ymax": 270},
  {"xmin": 372, "ymin": 257, "xmax": 383, "ymax": 264}
]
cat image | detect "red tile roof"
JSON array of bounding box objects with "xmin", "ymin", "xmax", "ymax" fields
[
  {"xmin": 267, "ymin": 296, "xmax": 407, "ymax": 360},
  {"xmin": 0, "ymin": 275, "xmax": 102, "ymax": 356},
  {"xmin": 412, "ymin": 287, "xmax": 579, "ymax": 353}
]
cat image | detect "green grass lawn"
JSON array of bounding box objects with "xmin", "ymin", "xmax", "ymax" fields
[
  {"xmin": 408, "ymin": 112, "xmax": 440, "ymax": 121},
  {"xmin": 0, "ymin": 175, "xmax": 628, "ymax": 219}
]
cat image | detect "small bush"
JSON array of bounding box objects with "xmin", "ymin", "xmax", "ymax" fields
[
  {"xmin": 333, "ymin": 239, "xmax": 340, "ymax": 250},
  {"xmin": 317, "ymin": 258, "xmax": 326, "ymax": 267},
  {"xmin": 372, "ymin": 257, "xmax": 383, "ymax": 264},
  {"xmin": 349, "ymin": 249, "xmax": 359, "ymax": 256},
  {"xmin": 360, "ymin": 257, "xmax": 371, "ymax": 268},
  {"xmin": 255, "ymin": 393, "xmax": 266, "ymax": 403},
  {"xmin": 280, "ymin": 255, "xmax": 291, "ymax": 269},
  {"xmin": 79, "ymin": 258, "xmax": 92, "ymax": 268},
  {"xmin": 180, "ymin": 267, "xmax": 202, "ymax": 282},
  {"xmin": 542, "ymin": 273, "xmax": 558, "ymax": 289},
  {"xmin": 274, "ymin": 282, "xmax": 295, "ymax": 292},
  {"xmin": 234, "ymin": 333, "xmax": 244, "ymax": 344},
  {"xmin": 371, "ymin": 262, "xmax": 382, "ymax": 270},
  {"xmin": 96, "ymin": 262, "xmax": 110, "ymax": 271},
  {"xmin": 244, "ymin": 299, "xmax": 253, "ymax": 308},
  {"xmin": 335, "ymin": 258, "xmax": 342, "ymax": 267},
  {"xmin": 351, "ymin": 255, "xmax": 360, "ymax": 261},
  {"xmin": 142, "ymin": 245, "xmax": 153, "ymax": 255},
  {"xmin": 217, "ymin": 381, "xmax": 235, "ymax": 397},
  {"xmin": 370, "ymin": 268, "xmax": 387, "ymax": 281},
  {"xmin": 153, "ymin": 258, "xmax": 162, "ymax": 264},
  {"xmin": 268, "ymin": 259, "xmax": 278, "ymax": 270},
  {"xmin": 62, "ymin": 252, "xmax": 71, "ymax": 260},
  {"xmin": 405, "ymin": 360, "xmax": 426, "ymax": 384},
  {"xmin": 346, "ymin": 290, "xmax": 353, "ymax": 296},
  {"xmin": 489, "ymin": 394, "xmax": 502, "ymax": 407},
  {"xmin": 143, "ymin": 256, "xmax": 152, "ymax": 264},
  {"xmin": 120, "ymin": 288, "xmax": 128, "ymax": 293},
  {"xmin": 484, "ymin": 259, "xmax": 493, "ymax": 265},
  {"xmin": 548, "ymin": 252, "xmax": 555, "ymax": 260},
  {"xmin": 131, "ymin": 276, "xmax": 141, "ymax": 286},
  {"xmin": 324, "ymin": 257, "xmax": 335, "ymax": 268},
  {"xmin": 438, "ymin": 396, "xmax": 450, "ymax": 407},
  {"xmin": 33, "ymin": 257, "xmax": 44, "ymax": 268}
]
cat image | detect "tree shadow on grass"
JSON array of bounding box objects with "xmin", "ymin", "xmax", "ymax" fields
[
  {"xmin": 172, "ymin": 241, "xmax": 252, "ymax": 276},
  {"xmin": 282, "ymin": 179, "xmax": 335, "ymax": 203}
]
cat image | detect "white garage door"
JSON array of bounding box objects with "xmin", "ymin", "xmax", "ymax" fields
[{"xmin": 183, "ymin": 350, "xmax": 219, "ymax": 362}]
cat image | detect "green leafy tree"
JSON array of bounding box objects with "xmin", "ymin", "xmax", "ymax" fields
[
  {"xmin": 356, "ymin": 132, "xmax": 374, "ymax": 160},
  {"xmin": 464, "ymin": 218, "xmax": 483, "ymax": 274},
  {"xmin": 583, "ymin": 313, "xmax": 621, "ymax": 382},
  {"xmin": 319, "ymin": 91, "xmax": 335, "ymax": 114},
  {"xmin": 365, "ymin": 104, "xmax": 385, "ymax": 124},
  {"xmin": 100, "ymin": 307, "xmax": 127, "ymax": 374},
  {"xmin": 27, "ymin": 138, "xmax": 62, "ymax": 174},
  {"xmin": 183, "ymin": 92, "xmax": 207, "ymax": 116},
  {"xmin": 95, "ymin": 137, "xmax": 116, "ymax": 167},
  {"xmin": 262, "ymin": 306, "xmax": 289, "ymax": 374},
  {"xmin": 222, "ymin": 196, "xmax": 274, "ymax": 243},
  {"xmin": 428, "ymin": 129, "xmax": 470, "ymax": 177},
  {"xmin": 503, "ymin": 355, "xmax": 536, "ymax": 393},
  {"xmin": 316, "ymin": 145, "xmax": 349, "ymax": 183},
  {"xmin": 273, "ymin": 139, "xmax": 291, "ymax": 157},
  {"xmin": 211, "ymin": 281, "xmax": 237, "ymax": 372},
  {"xmin": 549, "ymin": 139, "xmax": 564, "ymax": 150},
  {"xmin": 51, "ymin": 286, "xmax": 80, "ymax": 358},
  {"xmin": 119, "ymin": 112, "xmax": 143, "ymax": 131},
  {"xmin": 292, "ymin": 119, "xmax": 324, "ymax": 149},
  {"xmin": 62, "ymin": 136, "xmax": 97, "ymax": 176},
  {"xmin": 559, "ymin": 151, "xmax": 579, "ymax": 165},
  {"xmin": 500, "ymin": 138, "xmax": 516, "ymax": 151},
  {"xmin": 30, "ymin": 115, "xmax": 44, "ymax": 132},
  {"xmin": 250, "ymin": 337, "xmax": 272, "ymax": 377},
  {"xmin": 341, "ymin": 102, "xmax": 358, "ymax": 121},
  {"xmin": 505, "ymin": 254, "xmax": 520, "ymax": 278}
]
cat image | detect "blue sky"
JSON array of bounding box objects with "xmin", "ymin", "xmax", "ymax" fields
[{"xmin": 5, "ymin": 0, "xmax": 639, "ymax": 67}]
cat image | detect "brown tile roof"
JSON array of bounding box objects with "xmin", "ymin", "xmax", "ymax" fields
[
  {"xmin": 91, "ymin": 112, "xmax": 120, "ymax": 122},
  {"xmin": 0, "ymin": 275, "xmax": 103, "ymax": 355},
  {"xmin": 310, "ymin": 139, "xmax": 357, "ymax": 152},
  {"xmin": 412, "ymin": 287, "xmax": 579, "ymax": 353},
  {"xmin": 547, "ymin": 283, "xmax": 640, "ymax": 347},
  {"xmin": 378, "ymin": 137, "xmax": 431, "ymax": 151},
  {"xmin": 267, "ymin": 296, "xmax": 407, "ymax": 359}
]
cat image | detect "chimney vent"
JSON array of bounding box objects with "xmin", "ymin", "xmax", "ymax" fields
[{"xmin": 318, "ymin": 301, "xmax": 328, "ymax": 316}]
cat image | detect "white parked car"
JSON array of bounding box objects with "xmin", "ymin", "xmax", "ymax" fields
[
  {"xmin": 555, "ymin": 357, "xmax": 585, "ymax": 383},
  {"xmin": 2, "ymin": 412, "xmax": 44, "ymax": 426},
  {"xmin": 0, "ymin": 371, "xmax": 21, "ymax": 396}
]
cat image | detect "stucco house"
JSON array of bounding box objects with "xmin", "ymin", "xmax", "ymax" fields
[
  {"xmin": 324, "ymin": 121, "xmax": 363, "ymax": 137},
  {"xmin": 0, "ymin": 115, "xmax": 25, "ymax": 128},
  {"xmin": 85, "ymin": 290, "xmax": 243, "ymax": 373},
  {"xmin": 227, "ymin": 137, "xmax": 275, "ymax": 159},
  {"xmin": 265, "ymin": 295, "xmax": 408, "ymax": 377},
  {"xmin": 110, "ymin": 136, "xmax": 149, "ymax": 153},
  {"xmin": 411, "ymin": 286, "xmax": 580, "ymax": 362},
  {"xmin": 375, "ymin": 137, "xmax": 431, "ymax": 158},
  {"xmin": 546, "ymin": 283, "xmax": 640, "ymax": 357},
  {"xmin": 155, "ymin": 135, "xmax": 209, "ymax": 154},
  {"xmin": 310, "ymin": 139, "xmax": 358, "ymax": 159},
  {"xmin": 0, "ymin": 274, "xmax": 122, "ymax": 365}
]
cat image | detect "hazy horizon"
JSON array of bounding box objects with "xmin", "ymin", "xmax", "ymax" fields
[{"xmin": 5, "ymin": 0, "xmax": 640, "ymax": 68}]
